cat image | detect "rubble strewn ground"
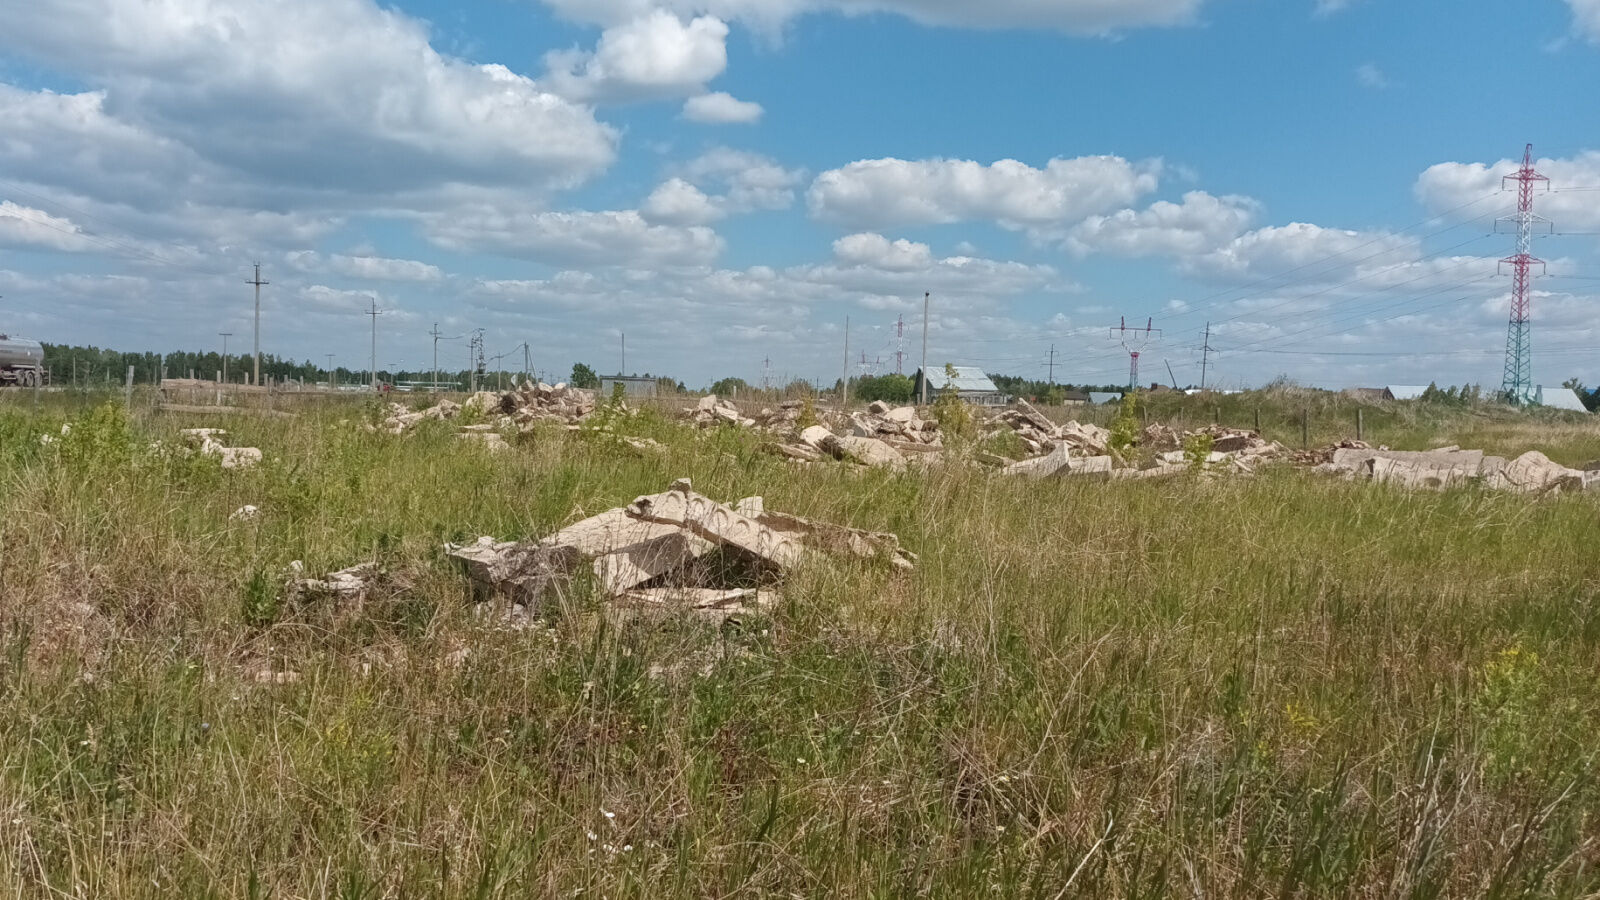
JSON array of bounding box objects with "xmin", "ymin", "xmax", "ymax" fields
[
  {"xmin": 179, "ymin": 427, "xmax": 262, "ymax": 468},
  {"xmin": 1320, "ymin": 446, "xmax": 1600, "ymax": 493},
  {"xmin": 366, "ymin": 385, "xmax": 1597, "ymax": 495},
  {"xmin": 446, "ymin": 478, "xmax": 912, "ymax": 623}
]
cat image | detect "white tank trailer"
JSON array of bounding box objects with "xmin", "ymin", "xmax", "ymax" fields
[{"xmin": 0, "ymin": 333, "xmax": 45, "ymax": 387}]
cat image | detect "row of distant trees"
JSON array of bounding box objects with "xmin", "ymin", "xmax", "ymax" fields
[{"xmin": 33, "ymin": 344, "xmax": 1600, "ymax": 410}]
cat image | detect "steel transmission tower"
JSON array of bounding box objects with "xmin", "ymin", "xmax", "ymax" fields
[
  {"xmin": 1110, "ymin": 317, "xmax": 1161, "ymax": 390},
  {"xmin": 1498, "ymin": 144, "xmax": 1551, "ymax": 405}
]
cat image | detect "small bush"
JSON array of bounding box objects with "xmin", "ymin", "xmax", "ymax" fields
[{"xmin": 1183, "ymin": 431, "xmax": 1215, "ymax": 472}]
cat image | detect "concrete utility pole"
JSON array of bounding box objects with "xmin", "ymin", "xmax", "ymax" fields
[
  {"xmin": 1048, "ymin": 343, "xmax": 1055, "ymax": 386},
  {"xmin": 841, "ymin": 316, "xmax": 850, "ymax": 408},
  {"xmin": 1200, "ymin": 321, "xmax": 1213, "ymax": 392},
  {"xmin": 919, "ymin": 292, "xmax": 930, "ymax": 405},
  {"xmin": 326, "ymin": 353, "xmax": 336, "ymax": 391},
  {"xmin": 219, "ymin": 332, "xmax": 231, "ymax": 384},
  {"xmin": 366, "ymin": 298, "xmax": 382, "ymax": 390},
  {"xmin": 245, "ymin": 263, "xmax": 267, "ymax": 387}
]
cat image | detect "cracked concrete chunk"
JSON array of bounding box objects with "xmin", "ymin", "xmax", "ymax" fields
[{"xmin": 626, "ymin": 482, "xmax": 804, "ymax": 568}]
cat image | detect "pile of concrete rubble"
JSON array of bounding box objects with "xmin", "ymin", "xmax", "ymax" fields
[
  {"xmin": 1319, "ymin": 446, "xmax": 1600, "ymax": 493},
  {"xmin": 495, "ymin": 381, "xmax": 597, "ymax": 427},
  {"xmin": 368, "ymin": 383, "xmax": 602, "ymax": 452},
  {"xmin": 179, "ymin": 428, "xmax": 262, "ymax": 469},
  {"xmin": 687, "ymin": 395, "xmax": 758, "ymax": 428},
  {"xmin": 446, "ymin": 478, "xmax": 914, "ymax": 623}
]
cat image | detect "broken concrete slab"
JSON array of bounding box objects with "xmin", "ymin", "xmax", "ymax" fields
[
  {"xmin": 446, "ymin": 538, "xmax": 583, "ymax": 607},
  {"xmin": 1369, "ymin": 456, "xmax": 1481, "ymax": 490},
  {"xmin": 798, "ymin": 425, "xmax": 834, "ymax": 451},
  {"xmin": 1004, "ymin": 442, "xmax": 1073, "ymax": 478},
  {"xmin": 287, "ymin": 561, "xmax": 377, "ymax": 602},
  {"xmin": 625, "ymin": 480, "xmax": 804, "ymax": 569},
  {"xmin": 733, "ymin": 497, "xmax": 917, "ymax": 570},
  {"xmin": 592, "ymin": 529, "xmax": 717, "ymax": 594},
  {"xmin": 820, "ymin": 434, "xmax": 906, "ymax": 469},
  {"xmin": 1486, "ymin": 450, "xmax": 1587, "ymax": 494}
]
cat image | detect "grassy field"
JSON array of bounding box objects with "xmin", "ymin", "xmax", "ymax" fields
[{"xmin": 3, "ymin": 390, "xmax": 1600, "ymax": 897}]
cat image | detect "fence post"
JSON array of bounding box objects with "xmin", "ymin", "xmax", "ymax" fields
[
  {"xmin": 124, "ymin": 365, "xmax": 135, "ymax": 408},
  {"xmin": 1357, "ymin": 408, "xmax": 1364, "ymax": 442},
  {"xmin": 1301, "ymin": 408, "xmax": 1309, "ymax": 449},
  {"xmin": 1254, "ymin": 407, "xmax": 1260, "ymax": 433}
]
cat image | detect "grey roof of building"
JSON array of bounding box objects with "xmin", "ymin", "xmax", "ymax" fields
[
  {"xmin": 1536, "ymin": 385, "xmax": 1590, "ymax": 412},
  {"xmin": 918, "ymin": 366, "xmax": 1001, "ymax": 393}
]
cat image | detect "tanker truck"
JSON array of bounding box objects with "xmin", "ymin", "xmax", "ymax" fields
[{"xmin": 0, "ymin": 333, "xmax": 45, "ymax": 387}]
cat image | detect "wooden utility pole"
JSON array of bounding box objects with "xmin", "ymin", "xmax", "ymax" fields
[{"xmin": 246, "ymin": 263, "xmax": 267, "ymax": 387}]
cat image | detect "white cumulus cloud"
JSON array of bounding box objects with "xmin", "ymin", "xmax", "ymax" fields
[
  {"xmin": 1064, "ymin": 191, "xmax": 1259, "ymax": 257},
  {"xmin": 641, "ymin": 178, "xmax": 724, "ymax": 225},
  {"xmin": 682, "ymin": 91, "xmax": 764, "ymax": 123},
  {"xmin": 0, "ymin": 201, "xmax": 95, "ymax": 252},
  {"xmin": 544, "ymin": 11, "xmax": 730, "ymax": 102},
  {"xmin": 807, "ymin": 155, "xmax": 1161, "ymax": 230},
  {"xmin": 1415, "ymin": 149, "xmax": 1600, "ymax": 230},
  {"xmin": 286, "ymin": 252, "xmax": 445, "ymax": 282},
  {"xmin": 831, "ymin": 233, "xmax": 935, "ymax": 270},
  {"xmin": 539, "ymin": 0, "xmax": 1202, "ymax": 35},
  {"xmin": 426, "ymin": 209, "xmax": 724, "ymax": 267},
  {"xmin": 0, "ymin": 0, "xmax": 617, "ymax": 207}
]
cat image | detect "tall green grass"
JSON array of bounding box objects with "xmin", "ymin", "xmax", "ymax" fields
[{"xmin": 0, "ymin": 393, "xmax": 1598, "ymax": 896}]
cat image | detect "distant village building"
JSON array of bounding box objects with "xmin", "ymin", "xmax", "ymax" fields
[
  {"xmin": 600, "ymin": 375, "xmax": 660, "ymax": 398},
  {"xmin": 912, "ymin": 366, "xmax": 1007, "ymax": 406}
]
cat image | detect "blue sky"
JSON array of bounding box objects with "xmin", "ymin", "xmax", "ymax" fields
[{"xmin": 2, "ymin": 0, "xmax": 1600, "ymax": 389}]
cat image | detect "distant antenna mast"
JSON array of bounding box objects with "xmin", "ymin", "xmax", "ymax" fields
[
  {"xmin": 1497, "ymin": 143, "xmax": 1551, "ymax": 405},
  {"xmin": 1110, "ymin": 316, "xmax": 1161, "ymax": 390}
]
